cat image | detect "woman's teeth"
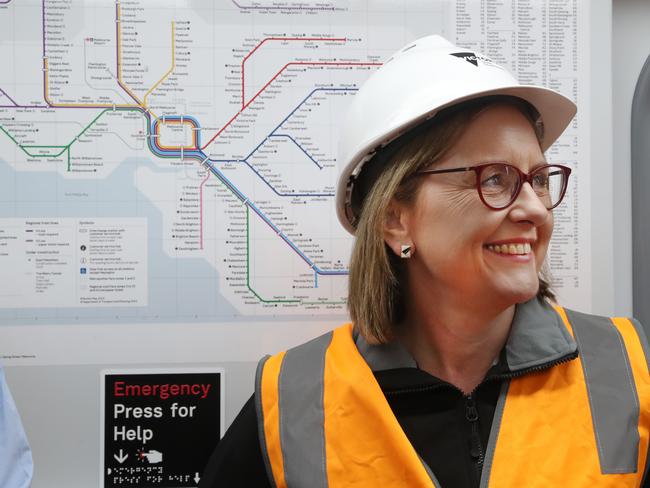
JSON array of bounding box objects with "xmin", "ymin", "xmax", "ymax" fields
[{"xmin": 486, "ymin": 243, "xmax": 532, "ymax": 255}]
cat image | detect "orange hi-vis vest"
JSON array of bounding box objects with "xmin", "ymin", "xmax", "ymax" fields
[{"xmin": 255, "ymin": 300, "xmax": 650, "ymax": 487}]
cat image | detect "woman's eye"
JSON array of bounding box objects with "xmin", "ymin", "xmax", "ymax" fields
[
  {"xmin": 482, "ymin": 174, "xmax": 502, "ymax": 187},
  {"xmin": 533, "ymin": 174, "xmax": 549, "ymax": 187}
]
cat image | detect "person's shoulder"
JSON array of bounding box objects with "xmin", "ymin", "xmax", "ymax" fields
[
  {"xmin": 559, "ymin": 305, "xmax": 650, "ymax": 373},
  {"xmin": 259, "ymin": 323, "xmax": 353, "ymax": 362},
  {"xmin": 560, "ymin": 305, "xmax": 647, "ymax": 340}
]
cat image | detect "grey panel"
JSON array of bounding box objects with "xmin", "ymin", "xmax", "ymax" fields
[
  {"xmin": 480, "ymin": 381, "xmax": 510, "ymax": 488},
  {"xmin": 566, "ymin": 309, "xmax": 640, "ymax": 473},
  {"xmin": 355, "ymin": 333, "xmax": 416, "ymax": 371},
  {"xmin": 629, "ymin": 318, "xmax": 650, "ymax": 484},
  {"xmin": 632, "ymin": 53, "xmax": 650, "ymax": 330},
  {"xmin": 278, "ymin": 332, "xmax": 332, "ymax": 488},
  {"xmin": 630, "ymin": 318, "xmax": 650, "ymax": 372},
  {"xmin": 505, "ymin": 298, "xmax": 577, "ymax": 371}
]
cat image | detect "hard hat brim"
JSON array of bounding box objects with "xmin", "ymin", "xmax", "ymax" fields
[{"xmin": 335, "ymin": 84, "xmax": 577, "ymax": 235}]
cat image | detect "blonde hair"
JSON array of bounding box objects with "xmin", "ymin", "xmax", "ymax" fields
[{"xmin": 347, "ymin": 96, "xmax": 554, "ymax": 344}]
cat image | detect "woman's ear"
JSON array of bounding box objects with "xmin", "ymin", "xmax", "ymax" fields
[{"xmin": 383, "ymin": 199, "xmax": 413, "ymax": 258}]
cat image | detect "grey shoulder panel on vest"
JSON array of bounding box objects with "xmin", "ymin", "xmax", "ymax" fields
[
  {"xmin": 505, "ymin": 298, "xmax": 577, "ymax": 371},
  {"xmin": 566, "ymin": 309, "xmax": 640, "ymax": 474},
  {"xmin": 355, "ymin": 299, "xmax": 578, "ymax": 374},
  {"xmin": 255, "ymin": 355, "xmax": 278, "ymax": 488},
  {"xmin": 355, "ymin": 332, "xmax": 417, "ymax": 371},
  {"xmin": 278, "ymin": 332, "xmax": 333, "ymax": 488}
]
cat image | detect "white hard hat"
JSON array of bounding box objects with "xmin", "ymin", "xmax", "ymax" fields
[{"xmin": 336, "ymin": 35, "xmax": 577, "ymax": 234}]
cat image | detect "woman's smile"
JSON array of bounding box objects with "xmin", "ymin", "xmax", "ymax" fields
[{"xmin": 484, "ymin": 238, "xmax": 535, "ymax": 262}]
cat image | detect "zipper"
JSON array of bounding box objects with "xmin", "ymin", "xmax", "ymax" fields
[
  {"xmin": 380, "ymin": 351, "xmax": 578, "ymax": 487},
  {"xmin": 383, "ymin": 350, "xmax": 578, "ymax": 396},
  {"xmin": 465, "ymin": 394, "xmax": 484, "ymax": 485},
  {"xmin": 486, "ymin": 349, "xmax": 578, "ymax": 383}
]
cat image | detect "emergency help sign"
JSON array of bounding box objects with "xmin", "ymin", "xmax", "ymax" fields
[{"xmin": 101, "ymin": 369, "xmax": 223, "ymax": 488}]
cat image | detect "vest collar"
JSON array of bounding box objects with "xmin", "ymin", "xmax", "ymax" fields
[{"xmin": 355, "ymin": 298, "xmax": 578, "ymax": 374}]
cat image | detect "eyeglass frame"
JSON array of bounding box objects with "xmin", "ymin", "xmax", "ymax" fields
[{"xmin": 415, "ymin": 162, "xmax": 572, "ymax": 211}]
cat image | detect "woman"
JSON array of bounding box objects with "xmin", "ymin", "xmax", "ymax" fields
[{"xmin": 200, "ymin": 36, "xmax": 650, "ymax": 487}]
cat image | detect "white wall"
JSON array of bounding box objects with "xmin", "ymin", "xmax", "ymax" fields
[
  {"xmin": 612, "ymin": 0, "xmax": 650, "ymax": 316},
  {"xmin": 589, "ymin": 0, "xmax": 615, "ymax": 315}
]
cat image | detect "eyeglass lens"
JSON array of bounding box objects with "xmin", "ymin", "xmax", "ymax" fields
[{"xmin": 479, "ymin": 164, "xmax": 566, "ymax": 209}]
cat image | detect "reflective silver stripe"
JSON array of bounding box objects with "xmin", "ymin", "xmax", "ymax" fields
[
  {"xmin": 630, "ymin": 318, "xmax": 650, "ymax": 373},
  {"xmin": 278, "ymin": 332, "xmax": 332, "ymax": 488},
  {"xmin": 629, "ymin": 318, "xmax": 650, "ymax": 484},
  {"xmin": 254, "ymin": 355, "xmax": 278, "ymax": 488},
  {"xmin": 479, "ymin": 380, "xmax": 510, "ymax": 488},
  {"xmin": 566, "ymin": 309, "xmax": 640, "ymax": 474},
  {"xmin": 418, "ymin": 455, "xmax": 442, "ymax": 487}
]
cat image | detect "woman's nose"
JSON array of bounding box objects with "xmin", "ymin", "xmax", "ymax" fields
[{"xmin": 508, "ymin": 182, "xmax": 550, "ymax": 226}]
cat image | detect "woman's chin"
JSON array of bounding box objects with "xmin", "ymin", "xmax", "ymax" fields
[{"xmin": 490, "ymin": 277, "xmax": 540, "ymax": 306}]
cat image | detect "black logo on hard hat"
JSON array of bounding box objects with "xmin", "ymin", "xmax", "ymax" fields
[
  {"xmin": 450, "ymin": 51, "xmax": 499, "ymax": 69},
  {"xmin": 451, "ymin": 52, "xmax": 479, "ymax": 66}
]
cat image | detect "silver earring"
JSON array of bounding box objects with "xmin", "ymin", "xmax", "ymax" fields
[{"xmin": 400, "ymin": 244, "xmax": 413, "ymax": 259}]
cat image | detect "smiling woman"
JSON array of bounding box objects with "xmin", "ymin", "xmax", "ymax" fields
[
  {"xmin": 348, "ymin": 97, "xmax": 558, "ymax": 348},
  {"xmin": 199, "ymin": 36, "xmax": 650, "ymax": 488}
]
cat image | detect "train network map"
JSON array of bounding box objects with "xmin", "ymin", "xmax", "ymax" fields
[
  {"xmin": 0, "ymin": 0, "xmax": 589, "ymax": 326},
  {"xmin": 0, "ymin": 2, "xmax": 593, "ymax": 486}
]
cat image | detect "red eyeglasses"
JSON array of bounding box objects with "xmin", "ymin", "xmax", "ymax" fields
[{"xmin": 416, "ymin": 162, "xmax": 571, "ymax": 210}]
